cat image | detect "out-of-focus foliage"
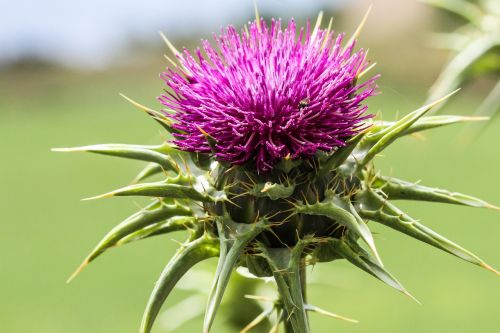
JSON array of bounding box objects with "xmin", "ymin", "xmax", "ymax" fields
[{"xmin": 423, "ymin": 0, "xmax": 500, "ymax": 119}]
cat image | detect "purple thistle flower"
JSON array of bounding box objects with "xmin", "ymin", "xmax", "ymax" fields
[{"xmin": 159, "ymin": 18, "xmax": 378, "ymax": 172}]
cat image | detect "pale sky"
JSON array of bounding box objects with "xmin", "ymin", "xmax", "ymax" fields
[{"xmin": 1, "ymin": 0, "xmax": 347, "ymax": 68}]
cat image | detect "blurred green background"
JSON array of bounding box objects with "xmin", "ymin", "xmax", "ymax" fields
[{"xmin": 1, "ymin": 1, "xmax": 498, "ymax": 332}]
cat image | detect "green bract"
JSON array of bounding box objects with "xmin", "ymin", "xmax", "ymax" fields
[{"xmin": 54, "ymin": 90, "xmax": 498, "ymax": 333}]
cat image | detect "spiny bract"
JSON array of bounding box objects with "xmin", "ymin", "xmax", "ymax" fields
[{"xmin": 55, "ymin": 10, "xmax": 498, "ymax": 333}]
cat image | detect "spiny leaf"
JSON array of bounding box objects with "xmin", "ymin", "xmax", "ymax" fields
[
  {"xmin": 67, "ymin": 200, "xmax": 192, "ymax": 282},
  {"xmin": 357, "ymin": 188, "xmax": 499, "ymax": 274},
  {"xmin": 258, "ymin": 240, "xmax": 312, "ymax": 333},
  {"xmin": 140, "ymin": 234, "xmax": 219, "ymax": 333},
  {"xmin": 324, "ymin": 237, "xmax": 418, "ymax": 302},
  {"xmin": 373, "ymin": 176, "xmax": 499, "ymax": 209},
  {"xmin": 53, "ymin": 143, "xmax": 179, "ymax": 172},
  {"xmin": 83, "ymin": 177, "xmax": 221, "ymax": 203},
  {"xmin": 116, "ymin": 216, "xmax": 198, "ymax": 246},
  {"xmin": 372, "ymin": 115, "xmax": 489, "ymax": 137},
  {"xmin": 335, "ymin": 196, "xmax": 383, "ymax": 265},
  {"xmin": 296, "ymin": 195, "xmax": 381, "ymax": 266},
  {"xmin": 359, "ymin": 90, "xmax": 459, "ymax": 166},
  {"xmin": 304, "ymin": 304, "xmax": 358, "ymax": 323},
  {"xmin": 405, "ymin": 115, "xmax": 488, "ymax": 134},
  {"xmin": 316, "ymin": 134, "xmax": 365, "ymax": 178},
  {"xmin": 204, "ymin": 217, "xmax": 268, "ymax": 333},
  {"xmin": 131, "ymin": 163, "xmax": 165, "ymax": 184}
]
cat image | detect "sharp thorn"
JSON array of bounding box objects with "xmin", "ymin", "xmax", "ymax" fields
[
  {"xmin": 163, "ymin": 54, "xmax": 179, "ymax": 68},
  {"xmin": 311, "ymin": 11, "xmax": 324, "ymax": 41},
  {"xmin": 254, "ymin": 0, "xmax": 261, "ymax": 32},
  {"xmin": 427, "ymin": 89, "xmax": 461, "ymax": 109},
  {"xmin": 159, "ymin": 31, "xmax": 181, "ymax": 57},
  {"xmin": 66, "ymin": 259, "xmax": 89, "ymax": 283},
  {"xmin": 480, "ymin": 262, "xmax": 500, "ymax": 276},
  {"xmin": 461, "ymin": 116, "xmax": 489, "ymax": 122},
  {"xmin": 486, "ymin": 203, "xmax": 500, "ymax": 211},
  {"xmin": 244, "ymin": 294, "xmax": 275, "ymax": 302},
  {"xmin": 307, "ymin": 304, "xmax": 359, "ymax": 323},
  {"xmin": 345, "ymin": 4, "xmax": 373, "ymax": 48},
  {"xmin": 81, "ymin": 192, "xmax": 113, "ymax": 201},
  {"xmin": 358, "ymin": 62, "xmax": 377, "ymax": 79},
  {"xmin": 51, "ymin": 147, "xmax": 83, "ymax": 152},
  {"xmin": 119, "ymin": 93, "xmax": 158, "ymax": 115},
  {"xmin": 402, "ymin": 289, "xmax": 422, "ymax": 305}
]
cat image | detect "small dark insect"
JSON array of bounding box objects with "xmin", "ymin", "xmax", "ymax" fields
[{"xmin": 298, "ymin": 98, "xmax": 310, "ymax": 109}]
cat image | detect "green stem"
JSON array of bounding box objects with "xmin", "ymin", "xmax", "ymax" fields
[
  {"xmin": 282, "ymin": 259, "xmax": 309, "ymax": 333},
  {"xmin": 300, "ymin": 259, "xmax": 307, "ymax": 303}
]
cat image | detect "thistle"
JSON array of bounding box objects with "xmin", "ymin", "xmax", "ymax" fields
[{"xmin": 55, "ymin": 9, "xmax": 499, "ymax": 333}]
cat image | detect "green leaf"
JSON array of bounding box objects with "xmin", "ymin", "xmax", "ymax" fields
[
  {"xmin": 357, "ymin": 189, "xmax": 499, "ymax": 274},
  {"xmin": 359, "ymin": 90, "xmax": 459, "ymax": 166},
  {"xmin": 296, "ymin": 195, "xmax": 381, "ymax": 265},
  {"xmin": 116, "ymin": 216, "xmax": 198, "ymax": 246},
  {"xmin": 373, "ymin": 176, "xmax": 499, "ymax": 209},
  {"xmin": 316, "ymin": 134, "xmax": 365, "ymax": 178},
  {"xmin": 324, "ymin": 237, "xmax": 418, "ymax": 302},
  {"xmin": 203, "ymin": 217, "xmax": 268, "ymax": 333},
  {"xmin": 67, "ymin": 200, "xmax": 192, "ymax": 282},
  {"xmin": 372, "ymin": 115, "xmax": 488, "ymax": 137},
  {"xmin": 140, "ymin": 234, "xmax": 219, "ymax": 333},
  {"xmin": 131, "ymin": 163, "xmax": 165, "ymax": 183},
  {"xmin": 83, "ymin": 176, "xmax": 223, "ymax": 203},
  {"xmin": 52, "ymin": 143, "xmax": 179, "ymax": 172}
]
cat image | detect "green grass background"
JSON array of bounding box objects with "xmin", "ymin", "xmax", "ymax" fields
[{"xmin": 1, "ymin": 60, "xmax": 499, "ymax": 333}]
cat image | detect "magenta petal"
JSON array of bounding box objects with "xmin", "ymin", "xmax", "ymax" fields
[{"xmin": 159, "ymin": 18, "xmax": 378, "ymax": 172}]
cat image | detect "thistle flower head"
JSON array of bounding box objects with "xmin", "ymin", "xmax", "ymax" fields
[
  {"xmin": 160, "ymin": 18, "xmax": 378, "ymax": 171},
  {"xmin": 56, "ymin": 9, "xmax": 499, "ymax": 333}
]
